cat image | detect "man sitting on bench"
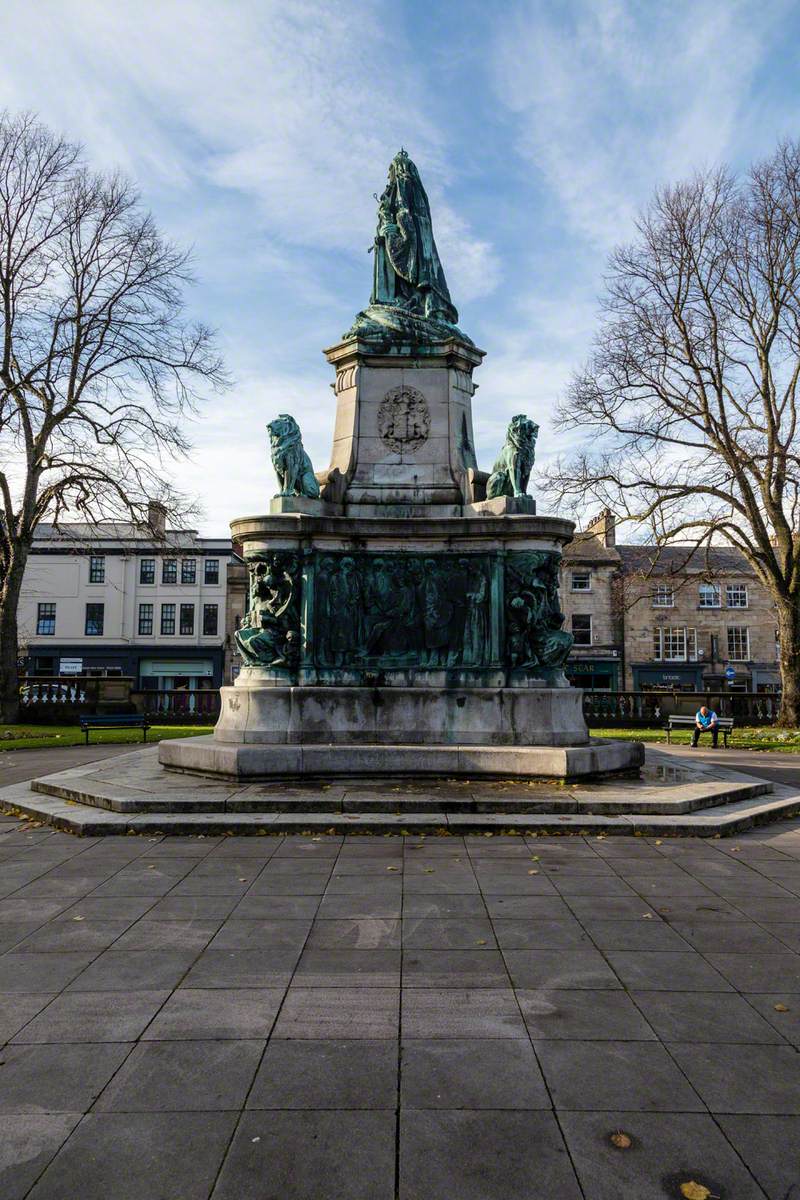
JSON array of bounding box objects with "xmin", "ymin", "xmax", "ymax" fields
[{"xmin": 692, "ymin": 705, "xmax": 719, "ymax": 748}]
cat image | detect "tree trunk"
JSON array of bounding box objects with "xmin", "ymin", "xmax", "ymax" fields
[
  {"xmin": 0, "ymin": 554, "xmax": 27, "ymax": 725},
  {"xmin": 776, "ymin": 596, "xmax": 800, "ymax": 727}
]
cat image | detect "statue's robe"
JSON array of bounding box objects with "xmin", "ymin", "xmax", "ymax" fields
[{"xmin": 371, "ymin": 155, "xmax": 458, "ymax": 326}]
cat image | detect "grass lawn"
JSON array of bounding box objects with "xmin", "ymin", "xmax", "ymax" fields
[
  {"xmin": 0, "ymin": 724, "xmax": 211, "ymax": 752},
  {"xmin": 591, "ymin": 725, "xmax": 800, "ymax": 752},
  {"xmin": 4, "ymin": 722, "xmax": 798, "ymax": 755}
]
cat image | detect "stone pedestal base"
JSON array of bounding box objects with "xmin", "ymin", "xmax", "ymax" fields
[
  {"xmin": 159, "ymin": 734, "xmax": 644, "ymax": 781},
  {"xmin": 158, "ymin": 683, "xmax": 644, "ymax": 781},
  {"xmin": 212, "ymin": 685, "xmax": 590, "ymax": 746}
]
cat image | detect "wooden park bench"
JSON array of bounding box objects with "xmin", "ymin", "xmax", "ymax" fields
[
  {"xmin": 665, "ymin": 714, "xmax": 734, "ymax": 748},
  {"xmin": 79, "ymin": 713, "xmax": 151, "ymax": 745}
]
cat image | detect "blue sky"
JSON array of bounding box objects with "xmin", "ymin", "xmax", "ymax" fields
[{"xmin": 2, "ymin": 0, "xmax": 799, "ymax": 533}]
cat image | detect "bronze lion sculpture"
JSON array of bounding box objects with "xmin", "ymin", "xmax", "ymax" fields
[
  {"xmin": 268, "ymin": 414, "xmax": 320, "ymax": 499},
  {"xmin": 486, "ymin": 414, "xmax": 539, "ymax": 499}
]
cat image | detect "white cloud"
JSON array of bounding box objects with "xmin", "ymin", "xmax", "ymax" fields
[
  {"xmin": 0, "ymin": 0, "xmax": 502, "ymax": 533},
  {"xmin": 433, "ymin": 204, "xmax": 500, "ymax": 304},
  {"xmin": 0, "ymin": 0, "xmax": 495, "ymax": 279},
  {"xmin": 491, "ymin": 0, "xmax": 792, "ymax": 248},
  {"xmin": 175, "ymin": 366, "xmax": 334, "ymax": 532}
]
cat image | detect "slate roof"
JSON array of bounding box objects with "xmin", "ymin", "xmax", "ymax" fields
[
  {"xmin": 616, "ymin": 543, "xmax": 754, "ymax": 577},
  {"xmin": 31, "ymin": 522, "xmax": 231, "ymax": 553}
]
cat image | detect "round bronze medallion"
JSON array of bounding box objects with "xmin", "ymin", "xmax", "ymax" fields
[{"xmin": 377, "ymin": 386, "xmax": 430, "ymax": 454}]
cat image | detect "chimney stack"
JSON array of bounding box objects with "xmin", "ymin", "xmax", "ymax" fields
[
  {"xmin": 147, "ymin": 500, "xmax": 167, "ymax": 537},
  {"xmin": 587, "ymin": 508, "xmax": 615, "ymax": 547}
]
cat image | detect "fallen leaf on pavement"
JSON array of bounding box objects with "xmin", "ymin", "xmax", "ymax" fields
[
  {"xmin": 679, "ymin": 1183, "xmax": 716, "ymax": 1200},
  {"xmin": 609, "ymin": 1130, "xmax": 632, "ymax": 1149},
  {"xmin": 774, "ymin": 1003, "xmax": 790, "ymax": 1013}
]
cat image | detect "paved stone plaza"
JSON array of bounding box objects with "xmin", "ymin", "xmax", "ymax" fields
[{"xmin": 1, "ymin": 753, "xmax": 799, "ymax": 1198}]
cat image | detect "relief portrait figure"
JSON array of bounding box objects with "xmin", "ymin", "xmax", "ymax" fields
[
  {"xmin": 327, "ymin": 557, "xmax": 362, "ymax": 665},
  {"xmin": 422, "ymin": 558, "xmax": 454, "ymax": 667},
  {"xmin": 462, "ymin": 560, "xmax": 489, "ymax": 666}
]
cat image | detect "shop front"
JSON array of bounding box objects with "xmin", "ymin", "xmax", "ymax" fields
[
  {"xmin": 631, "ymin": 664, "xmax": 704, "ymax": 691},
  {"xmin": 138, "ymin": 657, "xmax": 220, "ymax": 715},
  {"xmin": 750, "ymin": 667, "xmax": 781, "ymax": 693},
  {"xmin": 25, "ymin": 645, "xmax": 137, "ymax": 678},
  {"xmin": 566, "ymin": 658, "xmax": 620, "ymax": 691}
]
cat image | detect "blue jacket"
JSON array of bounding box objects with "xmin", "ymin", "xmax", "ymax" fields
[{"xmin": 696, "ymin": 709, "xmax": 718, "ymax": 727}]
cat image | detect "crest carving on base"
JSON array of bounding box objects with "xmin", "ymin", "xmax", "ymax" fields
[{"xmin": 378, "ymin": 386, "xmax": 430, "ymax": 454}]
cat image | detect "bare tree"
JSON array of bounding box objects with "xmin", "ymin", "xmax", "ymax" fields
[
  {"xmin": 545, "ymin": 141, "xmax": 800, "ymax": 725},
  {"xmin": 0, "ymin": 112, "xmax": 225, "ymax": 722}
]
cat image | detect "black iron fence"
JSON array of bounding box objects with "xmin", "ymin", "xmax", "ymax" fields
[{"xmin": 583, "ymin": 689, "xmax": 782, "ymax": 726}]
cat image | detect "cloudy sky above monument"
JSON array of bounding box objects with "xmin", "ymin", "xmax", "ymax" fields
[{"xmin": 2, "ymin": 0, "xmax": 798, "ymax": 532}]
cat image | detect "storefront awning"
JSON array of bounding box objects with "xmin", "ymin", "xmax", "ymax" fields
[
  {"xmin": 634, "ymin": 666, "xmax": 701, "ymax": 686},
  {"xmin": 569, "ymin": 660, "xmax": 617, "ymax": 675},
  {"xmin": 139, "ymin": 659, "xmax": 214, "ymax": 678}
]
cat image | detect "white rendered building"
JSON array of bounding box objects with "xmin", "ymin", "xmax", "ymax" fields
[{"xmin": 18, "ymin": 505, "xmax": 240, "ymax": 696}]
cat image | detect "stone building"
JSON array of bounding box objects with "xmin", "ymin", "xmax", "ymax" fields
[
  {"xmin": 618, "ymin": 543, "xmax": 780, "ymax": 692},
  {"xmin": 560, "ymin": 511, "xmax": 781, "ymax": 693},
  {"xmin": 560, "ymin": 511, "xmax": 624, "ymax": 690},
  {"xmin": 18, "ymin": 504, "xmax": 240, "ymax": 695}
]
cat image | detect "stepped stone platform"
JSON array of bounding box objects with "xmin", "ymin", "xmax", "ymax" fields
[{"xmin": 3, "ymin": 744, "xmax": 800, "ymax": 837}]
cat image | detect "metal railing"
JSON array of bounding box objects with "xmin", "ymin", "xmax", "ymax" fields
[
  {"xmin": 131, "ymin": 689, "xmax": 220, "ymax": 721},
  {"xmin": 18, "ymin": 677, "xmax": 781, "ymax": 729},
  {"xmin": 20, "ymin": 677, "xmax": 88, "ymax": 706},
  {"xmin": 18, "ymin": 675, "xmax": 134, "ymax": 718},
  {"xmin": 583, "ymin": 689, "xmax": 782, "ymax": 726}
]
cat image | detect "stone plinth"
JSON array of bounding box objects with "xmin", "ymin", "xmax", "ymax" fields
[
  {"xmin": 223, "ymin": 510, "xmax": 575, "ymax": 688},
  {"xmin": 318, "ymin": 335, "xmax": 485, "ymax": 515},
  {"xmin": 212, "ymin": 685, "xmax": 590, "ymax": 746}
]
